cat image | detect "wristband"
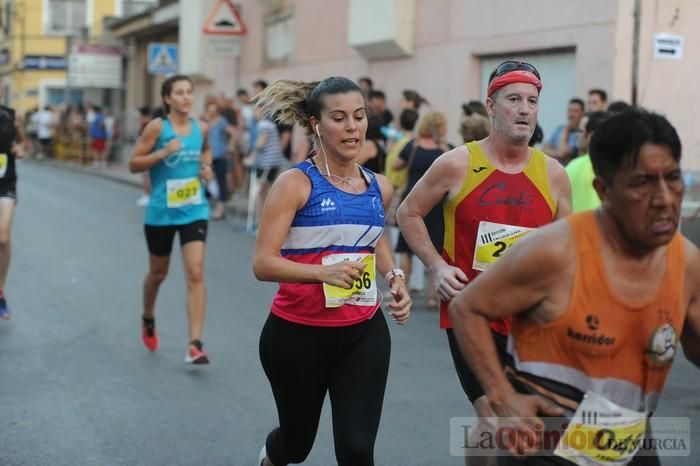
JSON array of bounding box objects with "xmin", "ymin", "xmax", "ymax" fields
[{"xmin": 384, "ymin": 268, "xmax": 405, "ymax": 286}]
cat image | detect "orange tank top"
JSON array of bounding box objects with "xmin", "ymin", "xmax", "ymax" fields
[
  {"xmin": 508, "ymin": 211, "xmax": 686, "ymax": 413},
  {"xmin": 440, "ymin": 141, "xmax": 557, "ymax": 330}
]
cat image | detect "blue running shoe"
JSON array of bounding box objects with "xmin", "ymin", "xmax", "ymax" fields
[{"xmin": 0, "ymin": 296, "xmax": 10, "ymax": 320}]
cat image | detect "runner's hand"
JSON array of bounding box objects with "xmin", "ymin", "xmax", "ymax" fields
[
  {"xmin": 164, "ymin": 138, "xmax": 181, "ymax": 155},
  {"xmin": 433, "ymin": 263, "xmax": 469, "ymax": 301},
  {"xmin": 387, "ymin": 278, "xmax": 411, "ymax": 325},
  {"xmin": 200, "ymin": 164, "xmax": 214, "ymax": 181},
  {"xmin": 12, "ymin": 143, "xmax": 25, "ymax": 159},
  {"xmin": 319, "ymin": 260, "xmax": 365, "ymax": 289},
  {"xmin": 491, "ymin": 394, "xmax": 564, "ymax": 457}
]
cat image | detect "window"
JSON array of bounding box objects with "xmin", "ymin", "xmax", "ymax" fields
[
  {"xmin": 263, "ymin": 10, "xmax": 294, "ymax": 66},
  {"xmin": 47, "ymin": 88, "xmax": 83, "ymax": 106},
  {"xmin": 45, "ymin": 0, "xmax": 86, "ymax": 35}
]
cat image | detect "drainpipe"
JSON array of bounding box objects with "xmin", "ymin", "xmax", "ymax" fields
[{"xmin": 631, "ymin": 0, "xmax": 641, "ymax": 107}]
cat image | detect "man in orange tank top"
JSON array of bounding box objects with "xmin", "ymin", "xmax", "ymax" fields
[
  {"xmin": 397, "ymin": 61, "xmax": 571, "ymax": 465},
  {"xmin": 449, "ymin": 110, "xmax": 700, "ymax": 465}
]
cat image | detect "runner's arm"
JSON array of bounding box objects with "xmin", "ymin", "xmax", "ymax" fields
[
  {"xmin": 396, "ymin": 146, "xmax": 467, "ymax": 270},
  {"xmin": 375, "ymin": 174, "xmax": 411, "ymax": 324},
  {"xmin": 374, "ymin": 174, "xmax": 398, "ymax": 277},
  {"xmin": 546, "ymin": 155, "xmax": 573, "ymax": 219},
  {"xmin": 129, "ymin": 119, "xmax": 171, "ymax": 173},
  {"xmin": 13, "ymin": 116, "xmax": 27, "ymax": 158},
  {"xmin": 448, "ymin": 222, "xmax": 571, "ymax": 408},
  {"xmin": 198, "ymin": 121, "xmax": 214, "ymax": 181},
  {"xmin": 681, "ymin": 241, "xmax": 700, "ymax": 368},
  {"xmin": 199, "ymin": 121, "xmax": 212, "ymax": 165},
  {"xmin": 252, "ymin": 170, "xmax": 364, "ymax": 288}
]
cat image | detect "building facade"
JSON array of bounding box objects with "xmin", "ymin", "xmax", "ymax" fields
[
  {"xmin": 112, "ymin": 0, "xmax": 700, "ymax": 170},
  {"xmin": 0, "ymin": 0, "xmax": 155, "ymax": 113}
]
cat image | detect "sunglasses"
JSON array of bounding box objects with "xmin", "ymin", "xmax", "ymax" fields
[{"xmin": 490, "ymin": 61, "xmax": 541, "ymax": 82}]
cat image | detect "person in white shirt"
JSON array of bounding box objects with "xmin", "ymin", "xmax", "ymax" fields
[{"xmin": 35, "ymin": 106, "xmax": 55, "ymax": 159}]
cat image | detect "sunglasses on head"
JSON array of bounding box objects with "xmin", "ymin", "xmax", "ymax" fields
[{"xmin": 491, "ymin": 61, "xmax": 541, "ymax": 81}]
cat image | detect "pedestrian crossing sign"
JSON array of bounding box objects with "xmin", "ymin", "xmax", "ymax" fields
[
  {"xmin": 148, "ymin": 43, "xmax": 178, "ymax": 75},
  {"xmin": 203, "ymin": 0, "xmax": 247, "ymax": 36}
]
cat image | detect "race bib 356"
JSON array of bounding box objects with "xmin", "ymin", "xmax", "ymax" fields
[{"xmin": 322, "ymin": 253, "xmax": 377, "ymax": 308}]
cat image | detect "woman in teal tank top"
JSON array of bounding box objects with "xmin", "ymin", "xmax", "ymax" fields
[{"xmin": 128, "ymin": 75, "xmax": 215, "ymax": 365}]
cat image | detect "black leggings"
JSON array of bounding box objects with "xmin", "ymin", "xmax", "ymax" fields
[{"xmin": 259, "ymin": 311, "xmax": 391, "ymax": 466}]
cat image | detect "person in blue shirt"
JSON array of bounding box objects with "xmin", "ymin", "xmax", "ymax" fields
[
  {"xmin": 544, "ymin": 97, "xmax": 585, "ymax": 165},
  {"xmin": 204, "ymin": 98, "xmax": 237, "ymax": 220},
  {"xmin": 129, "ymin": 74, "xmax": 215, "ymax": 365},
  {"xmin": 90, "ymin": 106, "xmax": 107, "ymax": 168}
]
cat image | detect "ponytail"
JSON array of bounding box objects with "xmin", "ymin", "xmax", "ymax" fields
[
  {"xmin": 254, "ymin": 80, "xmax": 318, "ymax": 130},
  {"xmin": 254, "ymin": 77, "xmax": 364, "ymax": 132}
]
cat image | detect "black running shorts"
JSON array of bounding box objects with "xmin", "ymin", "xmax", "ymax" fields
[
  {"xmin": 446, "ymin": 328, "xmax": 509, "ymax": 404},
  {"xmin": 144, "ymin": 220, "xmax": 208, "ymax": 257},
  {"xmin": 0, "ymin": 178, "xmax": 17, "ymax": 201}
]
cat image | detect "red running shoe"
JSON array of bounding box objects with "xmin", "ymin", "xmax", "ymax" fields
[{"xmin": 142, "ymin": 317, "xmax": 159, "ymax": 352}]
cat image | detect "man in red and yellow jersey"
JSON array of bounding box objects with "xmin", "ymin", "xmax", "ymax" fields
[
  {"xmin": 449, "ymin": 110, "xmax": 700, "ymax": 465},
  {"xmin": 397, "ymin": 61, "xmax": 571, "ymax": 463}
]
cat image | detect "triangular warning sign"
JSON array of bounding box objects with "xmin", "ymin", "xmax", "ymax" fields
[{"xmin": 203, "ymin": 0, "xmax": 248, "ymax": 36}]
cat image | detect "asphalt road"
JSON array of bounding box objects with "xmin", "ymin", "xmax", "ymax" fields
[{"xmin": 1, "ymin": 162, "xmax": 698, "ymax": 466}]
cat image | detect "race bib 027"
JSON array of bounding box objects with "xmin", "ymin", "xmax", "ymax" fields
[
  {"xmin": 322, "ymin": 253, "xmax": 377, "ymax": 308},
  {"xmin": 166, "ymin": 177, "xmax": 202, "ymax": 208},
  {"xmin": 555, "ymin": 391, "xmax": 648, "ymax": 466},
  {"xmin": 472, "ymin": 221, "xmax": 533, "ymax": 271}
]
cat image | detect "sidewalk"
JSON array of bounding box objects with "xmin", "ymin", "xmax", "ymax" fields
[{"xmin": 30, "ymin": 158, "xmax": 253, "ymax": 219}]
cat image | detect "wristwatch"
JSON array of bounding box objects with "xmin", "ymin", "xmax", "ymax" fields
[{"xmin": 384, "ymin": 268, "xmax": 406, "ymax": 286}]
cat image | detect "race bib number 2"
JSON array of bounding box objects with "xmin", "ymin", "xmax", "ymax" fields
[
  {"xmin": 322, "ymin": 254, "xmax": 376, "ymax": 308},
  {"xmin": 166, "ymin": 177, "xmax": 202, "ymax": 208},
  {"xmin": 555, "ymin": 391, "xmax": 647, "ymax": 466},
  {"xmin": 472, "ymin": 221, "xmax": 532, "ymax": 271}
]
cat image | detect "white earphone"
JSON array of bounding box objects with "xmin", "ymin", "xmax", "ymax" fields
[{"xmin": 315, "ymin": 124, "xmax": 320, "ymax": 137}]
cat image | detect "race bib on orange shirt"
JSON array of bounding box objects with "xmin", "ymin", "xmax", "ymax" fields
[{"xmin": 555, "ymin": 391, "xmax": 647, "ymax": 466}]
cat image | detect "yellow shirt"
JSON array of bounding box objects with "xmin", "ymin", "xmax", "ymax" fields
[{"xmin": 384, "ymin": 136, "xmax": 411, "ymax": 190}]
